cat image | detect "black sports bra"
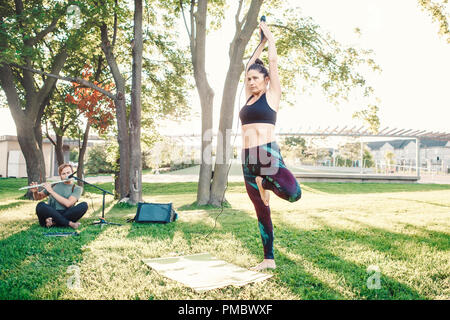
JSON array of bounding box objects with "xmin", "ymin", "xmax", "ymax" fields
[{"xmin": 239, "ymin": 93, "xmax": 277, "ymax": 125}]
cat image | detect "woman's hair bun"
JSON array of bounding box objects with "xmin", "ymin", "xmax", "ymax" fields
[
  {"xmin": 248, "ymin": 58, "xmax": 269, "ymax": 77},
  {"xmin": 254, "ymin": 58, "xmax": 264, "ymax": 66}
]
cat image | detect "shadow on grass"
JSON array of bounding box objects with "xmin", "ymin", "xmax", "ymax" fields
[
  {"xmin": 0, "ymin": 178, "xmax": 29, "ymax": 200},
  {"xmin": 83, "ymin": 197, "xmax": 126, "ymax": 225},
  {"xmin": 177, "ymin": 202, "xmax": 227, "ymax": 211},
  {"xmin": 0, "ymin": 200, "xmax": 28, "ymax": 211},
  {"xmin": 126, "ymin": 221, "xmax": 178, "ymax": 241},
  {"xmin": 302, "ymin": 182, "xmax": 450, "ymax": 195},
  {"xmin": 200, "ymin": 208, "xmax": 349, "ymax": 299},
  {"xmin": 0, "ymin": 197, "xmax": 120, "ymax": 299},
  {"xmin": 120, "ymin": 200, "xmax": 205, "ymax": 241},
  {"xmin": 336, "ymin": 216, "xmax": 450, "ymax": 252},
  {"xmin": 0, "ymin": 223, "xmax": 105, "ymax": 299},
  {"xmin": 1, "ymin": 182, "xmax": 430, "ymax": 299},
  {"xmin": 200, "ymin": 204, "xmax": 427, "ymax": 299},
  {"xmin": 385, "ymin": 197, "xmax": 450, "ymax": 208},
  {"xmin": 398, "ymin": 223, "xmax": 450, "ymax": 247},
  {"xmin": 275, "ymin": 220, "xmax": 426, "ymax": 300},
  {"xmin": 125, "ymin": 206, "xmax": 224, "ymax": 244}
]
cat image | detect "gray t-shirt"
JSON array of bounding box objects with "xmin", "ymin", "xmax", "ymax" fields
[{"xmin": 43, "ymin": 183, "xmax": 83, "ymax": 211}]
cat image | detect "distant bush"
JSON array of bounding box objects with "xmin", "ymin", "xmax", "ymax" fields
[
  {"xmin": 69, "ymin": 149, "xmax": 79, "ymax": 162},
  {"xmin": 143, "ymin": 137, "xmax": 200, "ymax": 172},
  {"xmin": 85, "ymin": 143, "xmax": 117, "ymax": 174}
]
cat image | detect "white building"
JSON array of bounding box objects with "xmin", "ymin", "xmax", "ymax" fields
[{"xmin": 367, "ymin": 139, "xmax": 450, "ymax": 171}]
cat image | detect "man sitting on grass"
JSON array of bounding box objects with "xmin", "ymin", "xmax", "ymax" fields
[{"xmin": 30, "ymin": 163, "xmax": 87, "ymax": 229}]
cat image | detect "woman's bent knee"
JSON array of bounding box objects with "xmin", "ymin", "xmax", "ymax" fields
[{"xmin": 288, "ymin": 187, "xmax": 302, "ymax": 202}]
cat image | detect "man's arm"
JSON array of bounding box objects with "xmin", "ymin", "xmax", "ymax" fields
[
  {"xmin": 30, "ymin": 182, "xmax": 48, "ymax": 201},
  {"xmin": 42, "ymin": 183, "xmax": 77, "ymax": 208},
  {"xmin": 33, "ymin": 191, "xmax": 48, "ymax": 200}
]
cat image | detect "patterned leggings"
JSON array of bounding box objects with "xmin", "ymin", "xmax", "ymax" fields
[{"xmin": 242, "ymin": 141, "xmax": 302, "ymax": 259}]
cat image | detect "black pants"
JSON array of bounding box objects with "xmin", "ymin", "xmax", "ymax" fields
[{"xmin": 36, "ymin": 202, "xmax": 88, "ymax": 227}]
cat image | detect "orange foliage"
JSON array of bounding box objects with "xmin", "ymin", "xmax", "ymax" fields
[{"xmin": 65, "ymin": 65, "xmax": 115, "ymax": 134}]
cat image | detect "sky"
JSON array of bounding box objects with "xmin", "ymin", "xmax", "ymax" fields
[
  {"xmin": 291, "ymin": 0, "xmax": 450, "ymax": 133},
  {"xmin": 161, "ymin": 0, "xmax": 450, "ymax": 137},
  {"xmin": 1, "ymin": 0, "xmax": 449, "ymax": 139}
]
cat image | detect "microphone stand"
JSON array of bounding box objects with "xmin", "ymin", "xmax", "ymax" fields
[{"xmin": 69, "ymin": 173, "xmax": 121, "ymax": 227}]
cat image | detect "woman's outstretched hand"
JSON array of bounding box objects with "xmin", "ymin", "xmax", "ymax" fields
[{"xmin": 259, "ymin": 21, "xmax": 274, "ymax": 43}]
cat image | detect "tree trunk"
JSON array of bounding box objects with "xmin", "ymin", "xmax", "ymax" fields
[
  {"xmin": 46, "ymin": 123, "xmax": 64, "ymax": 167},
  {"xmin": 0, "ymin": 61, "xmax": 63, "ymax": 198},
  {"xmin": 209, "ymin": 0, "xmax": 263, "ymax": 206},
  {"xmin": 0, "ymin": 11, "xmax": 68, "ymax": 196},
  {"xmin": 197, "ymin": 88, "xmax": 214, "ymax": 205},
  {"xmin": 16, "ymin": 120, "xmax": 47, "ymax": 198},
  {"xmin": 129, "ymin": 0, "xmax": 143, "ymax": 205},
  {"xmin": 76, "ymin": 121, "xmax": 90, "ymax": 187},
  {"xmin": 114, "ymin": 95, "xmax": 130, "ymax": 199},
  {"xmin": 189, "ymin": 0, "xmax": 215, "ymax": 205},
  {"xmin": 0, "ymin": 1, "xmax": 67, "ymax": 198},
  {"xmin": 54, "ymin": 134, "xmax": 65, "ymax": 166},
  {"xmin": 100, "ymin": 23, "xmax": 130, "ymax": 199},
  {"xmin": 209, "ymin": 69, "xmax": 241, "ymax": 206},
  {"xmin": 0, "ymin": 72, "xmax": 47, "ymax": 198},
  {"xmin": 35, "ymin": 99, "xmax": 46, "ymax": 158}
]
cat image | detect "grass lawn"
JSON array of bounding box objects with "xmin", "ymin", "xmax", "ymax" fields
[{"xmin": 0, "ymin": 178, "xmax": 449, "ymax": 300}]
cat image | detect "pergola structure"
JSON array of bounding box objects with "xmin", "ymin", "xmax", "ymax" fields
[
  {"xmin": 276, "ymin": 126, "xmax": 450, "ymax": 176},
  {"xmin": 167, "ymin": 126, "xmax": 450, "ymax": 180},
  {"xmin": 277, "ymin": 125, "xmax": 450, "ymax": 141}
]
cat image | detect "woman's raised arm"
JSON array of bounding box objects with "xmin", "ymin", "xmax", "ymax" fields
[
  {"xmin": 260, "ymin": 22, "xmax": 281, "ymax": 111},
  {"xmin": 245, "ymin": 36, "xmax": 267, "ymax": 99}
]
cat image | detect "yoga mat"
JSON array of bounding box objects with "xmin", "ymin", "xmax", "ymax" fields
[{"xmin": 142, "ymin": 253, "xmax": 272, "ymax": 292}]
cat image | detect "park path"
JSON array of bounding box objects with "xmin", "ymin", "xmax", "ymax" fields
[
  {"xmin": 48, "ymin": 163, "xmax": 450, "ymax": 184},
  {"xmin": 56, "ymin": 172, "xmax": 245, "ymax": 184},
  {"xmin": 71, "ymin": 173, "xmax": 450, "ymax": 185}
]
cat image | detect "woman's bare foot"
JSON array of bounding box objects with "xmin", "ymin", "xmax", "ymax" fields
[
  {"xmin": 255, "ymin": 176, "xmax": 270, "ymax": 206},
  {"xmin": 68, "ymin": 221, "xmax": 81, "ymax": 229},
  {"xmin": 250, "ymin": 259, "xmax": 276, "ymax": 271}
]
